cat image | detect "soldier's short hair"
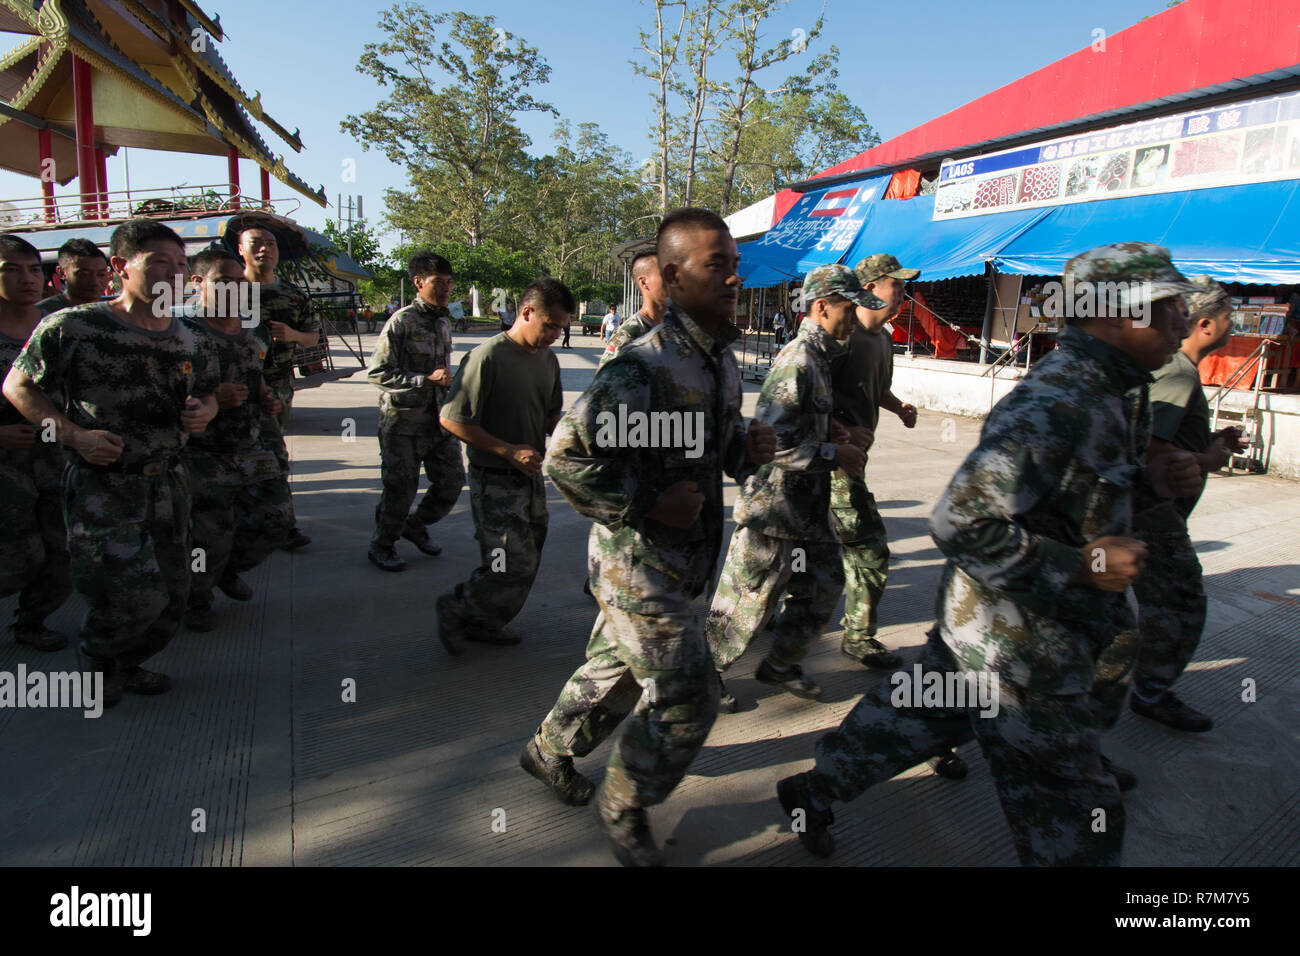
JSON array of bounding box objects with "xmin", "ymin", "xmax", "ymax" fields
[
  {"xmin": 408, "ymin": 251, "xmax": 452, "ymax": 280},
  {"xmin": 521, "ymin": 277, "xmax": 575, "ymax": 315},
  {"xmin": 656, "ymin": 208, "xmax": 729, "ymax": 266},
  {"xmin": 0, "ymin": 233, "xmax": 41, "ymax": 262},
  {"xmin": 191, "ymin": 245, "xmax": 242, "ymax": 278},
  {"xmin": 630, "ymin": 251, "xmax": 658, "ymax": 280},
  {"xmin": 56, "ymin": 238, "xmax": 107, "ymax": 266},
  {"xmin": 109, "ymin": 218, "xmax": 184, "ymax": 261}
]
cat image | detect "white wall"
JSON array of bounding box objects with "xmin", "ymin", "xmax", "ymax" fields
[{"xmin": 890, "ymin": 355, "xmax": 1300, "ymax": 480}]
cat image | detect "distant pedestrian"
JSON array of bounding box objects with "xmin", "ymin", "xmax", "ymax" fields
[{"xmin": 601, "ymin": 305, "xmax": 620, "ymax": 343}]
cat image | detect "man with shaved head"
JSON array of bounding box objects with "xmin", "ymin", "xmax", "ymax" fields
[
  {"xmin": 598, "ymin": 251, "xmax": 667, "ymax": 370},
  {"xmin": 521, "ymin": 208, "xmax": 776, "ymax": 866}
]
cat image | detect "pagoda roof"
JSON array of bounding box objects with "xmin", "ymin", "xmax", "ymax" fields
[{"xmin": 0, "ymin": 0, "xmax": 324, "ymax": 206}]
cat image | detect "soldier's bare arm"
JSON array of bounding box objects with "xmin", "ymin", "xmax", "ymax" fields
[
  {"xmin": 440, "ymin": 417, "xmax": 541, "ymax": 475},
  {"xmin": 2, "ymin": 366, "xmax": 123, "ymax": 463}
]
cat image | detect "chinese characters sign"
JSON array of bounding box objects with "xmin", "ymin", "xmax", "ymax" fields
[{"xmin": 934, "ymin": 90, "xmax": 1300, "ymax": 220}]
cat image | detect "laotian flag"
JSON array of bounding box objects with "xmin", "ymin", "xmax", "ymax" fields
[{"xmin": 809, "ymin": 188, "xmax": 860, "ymax": 217}]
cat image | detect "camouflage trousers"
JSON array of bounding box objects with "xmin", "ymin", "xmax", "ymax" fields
[
  {"xmin": 831, "ymin": 470, "xmax": 890, "ymax": 640},
  {"xmin": 64, "ymin": 463, "xmax": 191, "ymax": 668},
  {"xmin": 0, "ymin": 449, "xmax": 72, "ymax": 633},
  {"xmin": 262, "ymin": 377, "xmax": 298, "ymax": 526},
  {"xmin": 1132, "ymin": 508, "xmax": 1206, "ymax": 702},
  {"xmin": 706, "ymin": 529, "xmax": 843, "ymax": 672},
  {"xmin": 185, "ymin": 448, "xmax": 293, "ymax": 611},
  {"xmin": 538, "ymin": 594, "xmax": 719, "ymax": 812},
  {"xmin": 807, "ymin": 626, "xmax": 1131, "ymax": 866},
  {"xmin": 441, "ymin": 465, "xmax": 546, "ymax": 632},
  {"xmin": 371, "ymin": 426, "xmax": 465, "ymax": 549}
]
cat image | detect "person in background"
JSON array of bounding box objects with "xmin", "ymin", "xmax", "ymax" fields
[{"xmin": 37, "ymin": 238, "xmax": 111, "ymax": 317}]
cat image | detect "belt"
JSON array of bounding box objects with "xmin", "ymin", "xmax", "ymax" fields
[{"xmin": 74, "ymin": 454, "xmax": 180, "ymax": 476}]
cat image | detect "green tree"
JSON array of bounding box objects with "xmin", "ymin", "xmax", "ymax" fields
[
  {"xmin": 322, "ymin": 218, "xmax": 384, "ymax": 269},
  {"xmin": 433, "ymin": 239, "xmax": 538, "ymax": 313},
  {"xmin": 341, "ymin": 5, "xmax": 555, "ymax": 249}
]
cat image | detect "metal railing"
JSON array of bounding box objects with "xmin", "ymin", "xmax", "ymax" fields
[
  {"xmin": 1207, "ymin": 338, "xmax": 1281, "ymax": 473},
  {"xmin": 0, "ymin": 183, "xmax": 303, "ymax": 229}
]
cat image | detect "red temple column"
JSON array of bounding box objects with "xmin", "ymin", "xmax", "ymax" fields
[
  {"xmin": 227, "ymin": 146, "xmax": 241, "ymax": 210},
  {"xmin": 71, "ymin": 55, "xmax": 98, "ymax": 221},
  {"xmin": 38, "ymin": 128, "xmax": 55, "ymax": 222},
  {"xmin": 260, "ymin": 166, "xmax": 271, "ymax": 208},
  {"xmin": 95, "ymin": 147, "xmax": 108, "ymax": 219}
]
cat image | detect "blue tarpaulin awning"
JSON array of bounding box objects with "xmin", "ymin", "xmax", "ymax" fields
[
  {"xmin": 992, "ymin": 179, "xmax": 1300, "ymax": 285},
  {"xmin": 738, "ymin": 175, "xmax": 888, "ymax": 288},
  {"xmin": 839, "ymin": 196, "xmax": 1051, "ymax": 283}
]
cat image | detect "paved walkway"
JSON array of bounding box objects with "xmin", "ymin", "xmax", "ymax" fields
[{"xmin": 2, "ymin": 331, "xmax": 1297, "ymax": 866}]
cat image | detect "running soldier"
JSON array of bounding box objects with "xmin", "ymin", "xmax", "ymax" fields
[
  {"xmin": 239, "ymin": 224, "xmax": 317, "ymax": 551},
  {"xmin": 180, "ymin": 247, "xmax": 292, "ymax": 631},
  {"xmin": 1124, "ymin": 276, "xmax": 1243, "ymax": 732},
  {"xmin": 366, "ymin": 251, "xmax": 464, "ymax": 572},
  {"xmin": 708, "ymin": 264, "xmax": 880, "ymax": 711},
  {"xmin": 436, "ymin": 278, "xmax": 571, "ymax": 652},
  {"xmin": 519, "ymin": 209, "xmax": 776, "ymax": 866},
  {"xmin": 37, "ymin": 238, "xmax": 111, "ymax": 317},
  {"xmin": 0, "ymin": 234, "xmax": 72, "ymax": 650},
  {"xmin": 4, "ymin": 219, "xmax": 220, "ymax": 706},
  {"xmin": 777, "ymin": 242, "xmax": 1200, "ymax": 865},
  {"xmin": 597, "ymin": 251, "xmax": 667, "ymax": 369}
]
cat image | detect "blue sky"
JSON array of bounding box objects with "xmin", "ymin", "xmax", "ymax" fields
[{"xmin": 0, "ymin": 0, "xmax": 1179, "ymax": 249}]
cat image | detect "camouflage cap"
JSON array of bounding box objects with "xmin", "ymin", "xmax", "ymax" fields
[
  {"xmin": 802, "ymin": 263, "xmax": 887, "ymax": 310},
  {"xmin": 854, "ymin": 253, "xmax": 921, "ymax": 284},
  {"xmin": 1063, "ymin": 242, "xmax": 1199, "ymax": 311},
  {"xmin": 1186, "ymin": 274, "xmax": 1231, "ymax": 318}
]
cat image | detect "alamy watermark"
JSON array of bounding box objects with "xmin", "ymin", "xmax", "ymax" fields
[
  {"xmin": 594, "ymin": 405, "xmax": 705, "ymax": 459},
  {"xmin": 890, "ymin": 664, "xmax": 1000, "ymax": 718},
  {"xmin": 149, "ymin": 277, "xmax": 261, "ymax": 327},
  {"xmin": 1038, "ymin": 278, "xmax": 1153, "ymax": 327},
  {"xmin": 0, "ymin": 665, "xmax": 103, "ymax": 718}
]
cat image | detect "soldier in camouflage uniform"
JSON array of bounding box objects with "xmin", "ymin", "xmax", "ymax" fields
[
  {"xmin": 0, "ymin": 234, "xmax": 72, "ymax": 651},
  {"xmin": 519, "ymin": 210, "xmax": 777, "ymax": 867},
  {"xmin": 36, "ymin": 238, "xmax": 111, "ymax": 317},
  {"xmin": 777, "ymin": 243, "xmax": 1201, "ymax": 865},
  {"xmin": 707, "ymin": 264, "xmax": 882, "ymax": 710},
  {"xmin": 832, "ymin": 253, "xmax": 921, "ymax": 672},
  {"xmin": 179, "ymin": 248, "xmax": 292, "ymax": 631},
  {"xmin": 436, "ymin": 278, "xmax": 570, "ymax": 650},
  {"xmin": 238, "ymin": 225, "xmax": 319, "ymax": 550},
  {"xmin": 366, "ymin": 251, "xmax": 464, "ymax": 572},
  {"xmin": 597, "ymin": 251, "xmax": 667, "ymax": 370},
  {"xmin": 1119, "ymin": 276, "xmax": 1242, "ymax": 734},
  {"xmin": 4, "ymin": 219, "xmax": 220, "ymax": 707}
]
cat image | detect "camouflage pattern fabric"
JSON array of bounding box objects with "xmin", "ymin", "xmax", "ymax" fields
[
  {"xmin": 805, "ymin": 321, "xmax": 1163, "ymax": 866},
  {"xmin": 64, "ymin": 465, "xmax": 192, "ymax": 665},
  {"xmin": 537, "ymin": 600, "xmax": 719, "ymax": 813},
  {"xmin": 257, "ymin": 281, "xmax": 319, "ymax": 388},
  {"xmin": 706, "ymin": 319, "xmax": 845, "ymax": 672},
  {"xmin": 371, "ymin": 429, "xmax": 464, "ymax": 549},
  {"xmin": 0, "ymin": 334, "xmax": 71, "ymax": 633},
  {"xmin": 730, "ymin": 321, "xmax": 843, "ymax": 541},
  {"xmin": 539, "ymin": 305, "xmax": 750, "ymax": 811},
  {"xmin": 35, "ymin": 292, "xmax": 74, "ymax": 318},
  {"xmin": 808, "ymin": 627, "xmax": 1127, "ymax": 866},
  {"xmin": 368, "ymin": 300, "xmax": 463, "ymax": 547},
  {"xmin": 802, "ymin": 262, "xmax": 886, "ymax": 310},
  {"xmin": 367, "ymin": 299, "xmax": 454, "ymax": 435},
  {"xmin": 1064, "ymin": 241, "xmax": 1199, "ymax": 313},
  {"xmin": 440, "ymin": 464, "xmax": 546, "ymax": 633},
  {"xmin": 1131, "ymin": 505, "xmax": 1206, "ymax": 703},
  {"xmin": 14, "ymin": 304, "xmax": 219, "ymax": 663},
  {"xmin": 707, "ymin": 530, "xmax": 842, "ymax": 672},
  {"xmin": 837, "ymin": 497, "xmax": 890, "ymax": 642},
  {"xmin": 597, "ymin": 311, "xmax": 656, "ymax": 370}
]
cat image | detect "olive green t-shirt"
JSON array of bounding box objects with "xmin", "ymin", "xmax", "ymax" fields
[
  {"xmin": 1150, "ymin": 349, "xmax": 1211, "ymax": 519},
  {"xmin": 440, "ymin": 332, "xmax": 563, "ymax": 469},
  {"xmin": 832, "ymin": 323, "xmax": 893, "ymax": 431}
]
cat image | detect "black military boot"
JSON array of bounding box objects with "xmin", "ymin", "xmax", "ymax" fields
[
  {"xmin": 217, "ymin": 572, "xmax": 253, "ymax": 602},
  {"xmin": 929, "ymin": 750, "xmax": 968, "ymax": 780},
  {"xmin": 717, "ymin": 671, "xmax": 738, "ymax": 714},
  {"xmin": 777, "ymin": 772, "xmax": 835, "ymax": 857},
  {"xmin": 519, "ymin": 735, "xmax": 593, "ymax": 806},
  {"xmin": 593, "ymin": 784, "xmax": 664, "ymax": 867},
  {"xmin": 122, "ymin": 666, "xmax": 172, "ymax": 696},
  {"xmin": 10, "ymin": 624, "xmax": 68, "ymax": 652},
  {"xmin": 435, "ymin": 593, "xmax": 466, "ymax": 656},
  {"xmin": 401, "ymin": 521, "xmax": 442, "ymax": 556},
  {"xmin": 755, "ymin": 659, "xmax": 822, "ymax": 699},
  {"xmin": 1130, "ymin": 690, "xmax": 1213, "ymax": 732},
  {"xmin": 841, "ymin": 633, "xmax": 902, "ymax": 670},
  {"xmin": 1101, "ymin": 754, "xmax": 1137, "ymax": 792},
  {"xmin": 368, "ymin": 545, "xmax": 407, "ymax": 573}
]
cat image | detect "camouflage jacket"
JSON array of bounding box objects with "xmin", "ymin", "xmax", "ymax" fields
[
  {"xmin": 733, "ymin": 321, "xmax": 844, "ymax": 542},
  {"xmin": 597, "ymin": 310, "xmax": 657, "ymax": 370},
  {"xmin": 36, "ymin": 293, "xmax": 74, "ymax": 318},
  {"xmin": 929, "ymin": 324, "xmax": 1152, "ymax": 695},
  {"xmin": 14, "ymin": 304, "xmax": 220, "ymax": 469},
  {"xmin": 0, "ymin": 329, "xmax": 63, "ymax": 481},
  {"xmin": 367, "ymin": 299, "xmax": 453, "ymax": 435},
  {"xmin": 545, "ymin": 304, "xmax": 751, "ymax": 611},
  {"xmin": 257, "ymin": 281, "xmax": 319, "ymax": 384},
  {"xmin": 181, "ymin": 314, "xmax": 272, "ymax": 454}
]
